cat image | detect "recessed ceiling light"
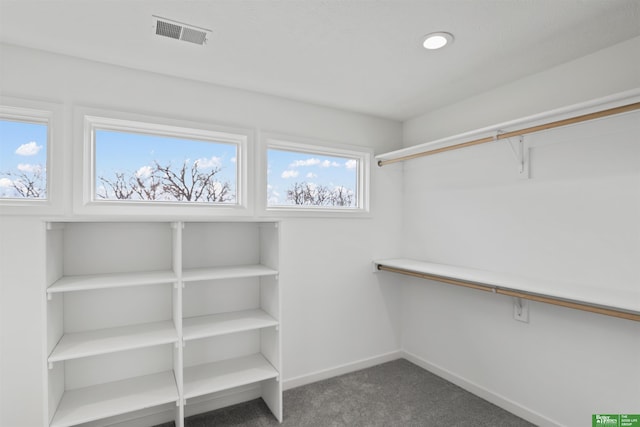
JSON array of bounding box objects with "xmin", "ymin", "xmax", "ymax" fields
[{"xmin": 422, "ymin": 32, "xmax": 454, "ymax": 50}]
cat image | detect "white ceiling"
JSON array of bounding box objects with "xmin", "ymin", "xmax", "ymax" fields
[{"xmin": 1, "ymin": 0, "xmax": 639, "ymax": 121}]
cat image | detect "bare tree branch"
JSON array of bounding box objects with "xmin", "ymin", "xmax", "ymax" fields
[
  {"xmin": 133, "ymin": 174, "xmax": 162, "ymax": 200},
  {"xmin": 97, "ymin": 172, "xmax": 135, "ymax": 199},
  {"xmin": 97, "ymin": 159, "xmax": 233, "ymax": 203},
  {"xmin": 287, "ymin": 182, "xmax": 305, "ymax": 205},
  {"xmin": 2, "ymin": 166, "xmax": 47, "ymax": 198},
  {"xmin": 286, "ymin": 181, "xmax": 354, "ymax": 207}
]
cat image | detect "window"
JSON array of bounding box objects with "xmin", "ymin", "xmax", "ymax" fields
[
  {"xmin": 86, "ymin": 116, "xmax": 245, "ymax": 207},
  {"xmin": 0, "ymin": 115, "xmax": 48, "ymax": 200},
  {"xmin": 266, "ymin": 139, "xmax": 369, "ymax": 212}
]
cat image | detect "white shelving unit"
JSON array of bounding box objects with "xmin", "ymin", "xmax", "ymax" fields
[{"xmin": 45, "ymin": 221, "xmax": 282, "ymax": 427}]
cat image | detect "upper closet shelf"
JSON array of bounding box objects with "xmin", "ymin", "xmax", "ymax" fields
[
  {"xmin": 374, "ymin": 258, "xmax": 640, "ymax": 321},
  {"xmin": 182, "ymin": 264, "xmax": 278, "ymax": 283},
  {"xmin": 47, "ymin": 270, "xmax": 177, "ymax": 294}
]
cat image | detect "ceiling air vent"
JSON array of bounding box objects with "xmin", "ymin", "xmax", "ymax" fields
[{"xmin": 152, "ymin": 16, "xmax": 211, "ymax": 45}]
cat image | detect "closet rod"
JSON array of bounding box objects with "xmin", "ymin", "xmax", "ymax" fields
[
  {"xmin": 377, "ymin": 264, "xmax": 640, "ymax": 322},
  {"xmin": 378, "ymin": 101, "xmax": 640, "ymax": 167}
]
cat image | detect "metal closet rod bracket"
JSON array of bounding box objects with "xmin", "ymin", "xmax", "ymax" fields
[{"xmin": 496, "ymin": 130, "xmax": 529, "ymax": 179}]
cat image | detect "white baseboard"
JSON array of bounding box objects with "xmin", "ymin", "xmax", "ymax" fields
[
  {"xmin": 283, "ymin": 350, "xmax": 403, "ymax": 390},
  {"xmin": 401, "ymin": 350, "xmax": 561, "ymax": 427}
]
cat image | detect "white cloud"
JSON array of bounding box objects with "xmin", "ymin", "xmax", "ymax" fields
[
  {"xmin": 345, "ymin": 159, "xmax": 357, "ymax": 169},
  {"xmin": 0, "ymin": 178, "xmax": 13, "ymax": 188},
  {"xmin": 267, "ymin": 184, "xmax": 279, "ymax": 195},
  {"xmin": 195, "ymin": 156, "xmax": 222, "ymax": 169},
  {"xmin": 230, "ymin": 157, "xmax": 237, "ymax": 163},
  {"xmin": 135, "ymin": 165, "xmax": 153, "ymax": 178},
  {"xmin": 17, "ymin": 163, "xmax": 42, "ymax": 173},
  {"xmin": 281, "ymin": 169, "xmax": 299, "ymax": 179},
  {"xmin": 267, "ymin": 184, "xmax": 280, "ymax": 205},
  {"xmin": 290, "ymin": 158, "xmax": 321, "ymax": 168},
  {"xmin": 306, "ymin": 172, "xmax": 317, "ymax": 178},
  {"xmin": 268, "ymin": 195, "xmax": 280, "ymax": 205},
  {"xmin": 15, "ymin": 141, "xmax": 43, "ymax": 156},
  {"xmin": 321, "ymin": 160, "xmax": 340, "ymax": 168}
]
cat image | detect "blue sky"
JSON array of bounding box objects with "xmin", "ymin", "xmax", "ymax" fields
[
  {"xmin": 95, "ymin": 129, "xmax": 237, "ymax": 201},
  {"xmin": 0, "ymin": 119, "xmax": 48, "ymax": 198},
  {"xmin": 267, "ymin": 148, "xmax": 358, "ymax": 206}
]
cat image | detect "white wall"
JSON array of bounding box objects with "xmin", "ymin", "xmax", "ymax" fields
[
  {"xmin": 0, "ymin": 217, "xmax": 47, "ymax": 427},
  {"xmin": 399, "ymin": 36, "xmax": 640, "ymax": 426},
  {"xmin": 0, "ymin": 43, "xmax": 403, "ymax": 427}
]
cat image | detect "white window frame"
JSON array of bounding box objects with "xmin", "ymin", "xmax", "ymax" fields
[
  {"xmin": 75, "ymin": 107, "xmax": 252, "ymax": 217},
  {"xmin": 261, "ymin": 135, "xmax": 371, "ymax": 217},
  {"xmin": 0, "ymin": 98, "xmax": 63, "ymax": 215}
]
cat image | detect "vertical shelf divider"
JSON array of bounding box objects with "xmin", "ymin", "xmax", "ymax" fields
[
  {"xmin": 171, "ymin": 221, "xmax": 185, "ymax": 427},
  {"xmin": 45, "ymin": 222, "xmax": 65, "ymax": 426},
  {"xmin": 259, "ymin": 222, "xmax": 283, "ymax": 422}
]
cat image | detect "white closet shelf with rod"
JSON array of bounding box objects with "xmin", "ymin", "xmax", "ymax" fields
[
  {"xmin": 375, "ymin": 90, "xmax": 640, "ymax": 167},
  {"xmin": 374, "ymin": 259, "xmax": 640, "ymax": 322}
]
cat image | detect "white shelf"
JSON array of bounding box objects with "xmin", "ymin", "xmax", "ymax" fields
[
  {"xmin": 183, "ymin": 309, "xmax": 278, "ymax": 342},
  {"xmin": 375, "ymin": 258, "xmax": 640, "ymax": 314},
  {"xmin": 48, "ymin": 321, "xmax": 178, "ymax": 363},
  {"xmin": 50, "ymin": 370, "xmax": 178, "ymax": 427},
  {"xmin": 47, "ymin": 270, "xmax": 177, "ymax": 294},
  {"xmin": 183, "ymin": 353, "xmax": 278, "ymax": 399},
  {"xmin": 374, "ymin": 91, "xmax": 640, "ymax": 164},
  {"xmin": 182, "ymin": 264, "xmax": 278, "ymax": 283}
]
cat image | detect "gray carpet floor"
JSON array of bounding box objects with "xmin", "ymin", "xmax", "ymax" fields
[{"xmin": 157, "ymin": 359, "xmax": 534, "ymax": 426}]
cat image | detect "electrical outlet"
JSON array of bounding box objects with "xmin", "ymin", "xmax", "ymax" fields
[{"xmin": 513, "ymin": 298, "xmax": 529, "ymax": 323}]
